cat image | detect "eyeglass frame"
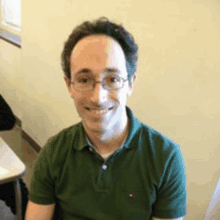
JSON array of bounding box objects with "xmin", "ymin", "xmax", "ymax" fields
[{"xmin": 68, "ymin": 75, "xmax": 131, "ymax": 91}]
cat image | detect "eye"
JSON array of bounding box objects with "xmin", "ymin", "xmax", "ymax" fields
[
  {"xmin": 79, "ymin": 78, "xmax": 89, "ymax": 83},
  {"xmin": 76, "ymin": 76, "xmax": 91, "ymax": 84},
  {"xmin": 108, "ymin": 76, "xmax": 120, "ymax": 83}
]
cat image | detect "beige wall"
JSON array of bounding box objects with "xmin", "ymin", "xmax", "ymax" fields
[{"xmin": 1, "ymin": 0, "xmax": 220, "ymax": 219}]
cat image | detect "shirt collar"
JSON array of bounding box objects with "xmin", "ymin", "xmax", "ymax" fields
[
  {"xmin": 123, "ymin": 106, "xmax": 142, "ymax": 149},
  {"xmin": 73, "ymin": 106, "xmax": 142, "ymax": 151},
  {"xmin": 85, "ymin": 131, "xmax": 128, "ymax": 152}
]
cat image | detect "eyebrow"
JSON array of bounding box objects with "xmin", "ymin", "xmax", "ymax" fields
[{"xmin": 74, "ymin": 68, "xmax": 121, "ymax": 75}]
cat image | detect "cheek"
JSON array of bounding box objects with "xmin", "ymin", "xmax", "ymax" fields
[
  {"xmin": 72, "ymin": 94, "xmax": 93, "ymax": 111},
  {"xmin": 74, "ymin": 98, "xmax": 84, "ymax": 108},
  {"xmin": 70, "ymin": 92, "xmax": 84, "ymax": 108},
  {"xmin": 108, "ymin": 93, "xmax": 120, "ymax": 105},
  {"xmin": 114, "ymin": 92, "xmax": 127, "ymax": 105}
]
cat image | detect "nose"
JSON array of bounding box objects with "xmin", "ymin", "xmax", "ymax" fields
[{"xmin": 89, "ymin": 81, "xmax": 108, "ymax": 104}]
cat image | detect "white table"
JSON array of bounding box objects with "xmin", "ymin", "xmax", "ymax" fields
[{"xmin": 0, "ymin": 137, "xmax": 26, "ymax": 220}]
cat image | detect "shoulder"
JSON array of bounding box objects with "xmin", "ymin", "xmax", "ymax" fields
[
  {"xmin": 47, "ymin": 122, "xmax": 81, "ymax": 146},
  {"xmin": 138, "ymin": 122, "xmax": 180, "ymax": 153},
  {"xmin": 127, "ymin": 106, "xmax": 179, "ymax": 153},
  {"xmin": 38, "ymin": 122, "xmax": 82, "ymax": 161},
  {"xmin": 136, "ymin": 123, "xmax": 185, "ymax": 175}
]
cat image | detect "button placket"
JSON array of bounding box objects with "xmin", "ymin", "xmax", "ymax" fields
[{"xmin": 97, "ymin": 163, "xmax": 109, "ymax": 189}]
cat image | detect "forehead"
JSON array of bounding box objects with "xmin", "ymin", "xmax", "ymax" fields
[{"xmin": 70, "ymin": 35, "xmax": 126, "ymax": 74}]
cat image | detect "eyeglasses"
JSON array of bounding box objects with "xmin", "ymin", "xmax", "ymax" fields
[{"xmin": 69, "ymin": 74, "xmax": 129, "ymax": 91}]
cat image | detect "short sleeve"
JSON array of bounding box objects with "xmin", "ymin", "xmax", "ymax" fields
[
  {"xmin": 152, "ymin": 145, "xmax": 187, "ymax": 218},
  {"xmin": 29, "ymin": 138, "xmax": 56, "ymax": 204}
]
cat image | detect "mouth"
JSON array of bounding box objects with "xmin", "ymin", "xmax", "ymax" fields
[{"xmin": 85, "ymin": 107, "xmax": 114, "ymax": 115}]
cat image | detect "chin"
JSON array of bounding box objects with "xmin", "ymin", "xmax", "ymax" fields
[{"xmin": 83, "ymin": 120, "xmax": 106, "ymax": 133}]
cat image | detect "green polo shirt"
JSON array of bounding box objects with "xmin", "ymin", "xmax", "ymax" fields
[{"xmin": 29, "ymin": 106, "xmax": 186, "ymax": 220}]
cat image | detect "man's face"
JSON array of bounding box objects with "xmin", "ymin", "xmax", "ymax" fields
[{"xmin": 64, "ymin": 34, "xmax": 135, "ymax": 133}]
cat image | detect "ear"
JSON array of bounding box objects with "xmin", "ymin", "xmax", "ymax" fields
[
  {"xmin": 64, "ymin": 76, "xmax": 72, "ymax": 94},
  {"xmin": 127, "ymin": 74, "xmax": 136, "ymax": 97}
]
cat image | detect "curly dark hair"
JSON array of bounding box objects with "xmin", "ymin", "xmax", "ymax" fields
[{"xmin": 61, "ymin": 17, "xmax": 138, "ymax": 84}]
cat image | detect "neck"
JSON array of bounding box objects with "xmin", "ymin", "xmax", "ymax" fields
[{"xmin": 84, "ymin": 113, "xmax": 129, "ymax": 154}]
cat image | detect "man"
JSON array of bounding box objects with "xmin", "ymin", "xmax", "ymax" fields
[
  {"xmin": 0, "ymin": 94, "xmax": 29, "ymax": 220},
  {"xmin": 25, "ymin": 17, "xmax": 186, "ymax": 220}
]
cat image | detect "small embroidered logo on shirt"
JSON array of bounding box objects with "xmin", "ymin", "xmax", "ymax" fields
[{"xmin": 129, "ymin": 193, "xmax": 135, "ymax": 198}]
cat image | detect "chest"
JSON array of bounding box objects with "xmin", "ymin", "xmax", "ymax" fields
[{"xmin": 53, "ymin": 147, "xmax": 157, "ymax": 220}]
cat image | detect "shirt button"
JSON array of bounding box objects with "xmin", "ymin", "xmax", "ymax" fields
[
  {"xmin": 129, "ymin": 193, "xmax": 135, "ymax": 198},
  {"xmin": 89, "ymin": 147, "xmax": 93, "ymax": 152},
  {"xmin": 102, "ymin": 165, "xmax": 107, "ymax": 170}
]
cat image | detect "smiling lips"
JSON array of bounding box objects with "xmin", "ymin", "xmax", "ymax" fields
[{"xmin": 85, "ymin": 107, "xmax": 113, "ymax": 115}]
